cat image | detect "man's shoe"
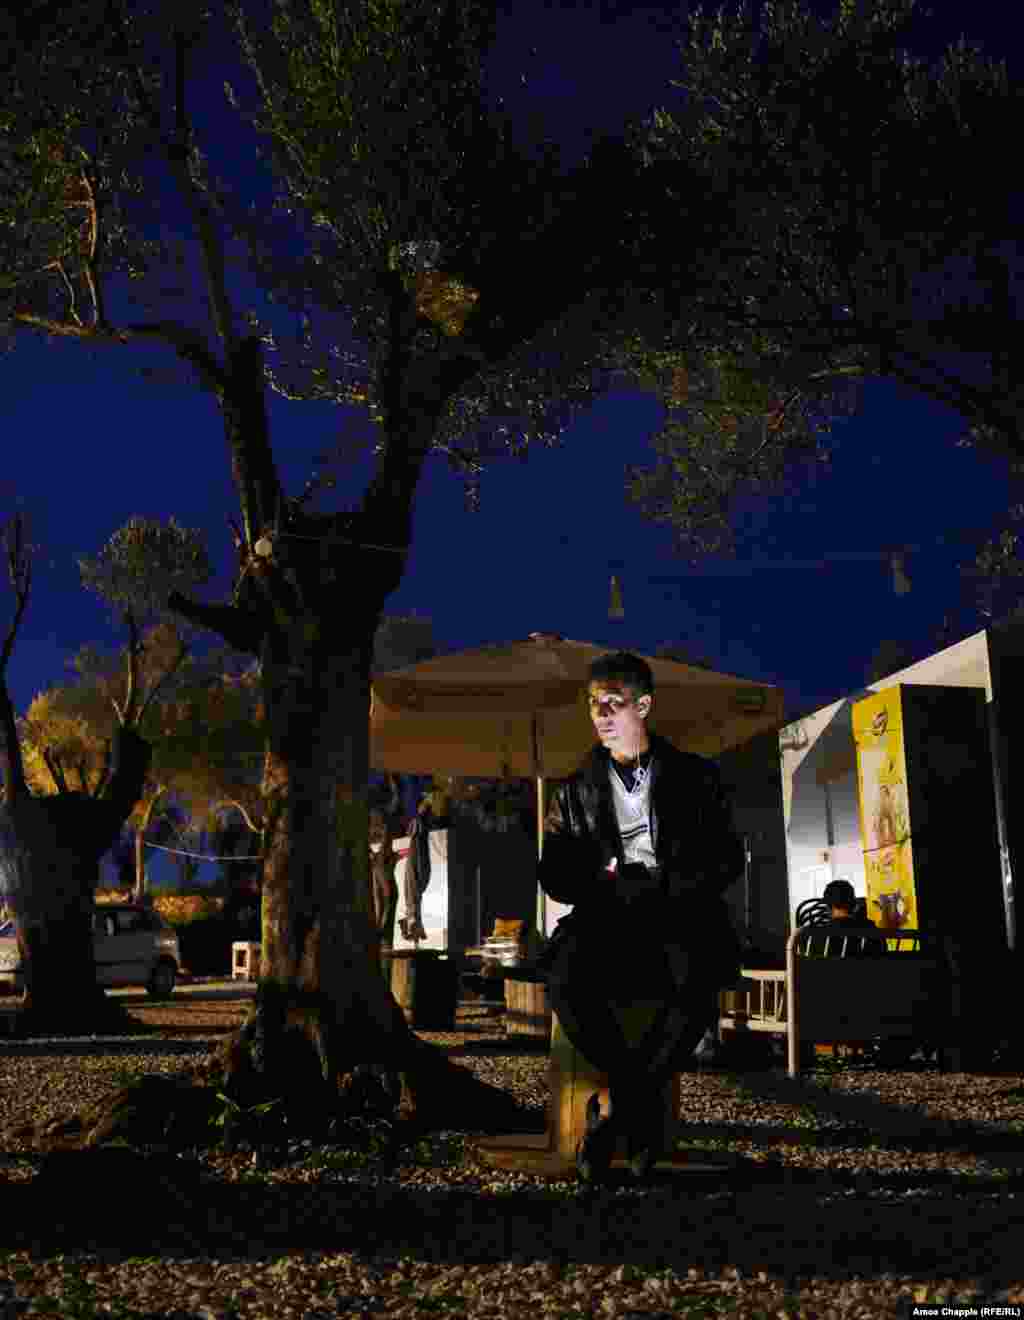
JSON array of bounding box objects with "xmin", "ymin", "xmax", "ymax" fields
[
  {"xmin": 575, "ymin": 1091, "xmax": 616, "ymax": 1185},
  {"xmin": 626, "ymin": 1096, "xmax": 664, "ymax": 1182},
  {"xmin": 627, "ymin": 1139, "xmax": 661, "ymax": 1181}
]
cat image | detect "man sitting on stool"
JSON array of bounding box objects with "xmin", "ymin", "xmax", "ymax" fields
[{"xmin": 538, "ymin": 651, "xmax": 744, "ymax": 1184}]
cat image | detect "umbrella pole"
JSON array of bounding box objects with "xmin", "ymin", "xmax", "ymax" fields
[
  {"xmin": 536, "ymin": 774, "xmax": 546, "ymax": 937},
  {"xmin": 531, "ymin": 712, "xmax": 547, "ymax": 938}
]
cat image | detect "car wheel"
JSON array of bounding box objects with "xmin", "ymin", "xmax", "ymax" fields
[{"xmin": 147, "ymin": 959, "xmax": 176, "ymax": 998}]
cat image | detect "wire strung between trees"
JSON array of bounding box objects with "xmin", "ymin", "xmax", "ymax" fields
[
  {"xmin": 259, "ymin": 530, "xmax": 407, "ymax": 555},
  {"xmin": 143, "ymin": 841, "xmax": 265, "ymax": 862}
]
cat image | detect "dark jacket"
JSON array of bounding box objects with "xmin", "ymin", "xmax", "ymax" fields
[{"xmin": 538, "ymin": 732, "xmax": 745, "ymax": 991}]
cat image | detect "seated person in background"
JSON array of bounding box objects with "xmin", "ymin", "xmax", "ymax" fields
[{"xmin": 818, "ymin": 879, "xmax": 885, "ymax": 956}]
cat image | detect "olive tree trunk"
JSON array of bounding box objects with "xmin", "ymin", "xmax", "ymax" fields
[
  {"xmin": 10, "ymin": 798, "xmax": 102, "ymax": 1025},
  {"xmin": 219, "ymin": 626, "xmax": 531, "ymax": 1139},
  {"xmin": 164, "ymin": 345, "xmax": 534, "ymax": 1142},
  {"xmin": 2, "ymin": 729, "xmax": 151, "ymax": 1035}
]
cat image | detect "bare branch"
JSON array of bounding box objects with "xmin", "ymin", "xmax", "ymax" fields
[
  {"xmin": 166, "ymin": 27, "xmax": 237, "ymax": 355},
  {"xmin": 0, "ymin": 516, "xmax": 31, "ymax": 676},
  {"xmin": 93, "ymin": 739, "xmax": 114, "ymax": 801},
  {"xmin": 100, "ymin": 0, "xmax": 238, "ymax": 357},
  {"xmin": 886, "ymin": 339, "xmax": 1023, "ymax": 463},
  {"xmin": 10, "ymin": 312, "xmax": 227, "ymax": 392},
  {"xmin": 10, "ymin": 312, "xmax": 128, "ymax": 341},
  {"xmin": 0, "ymin": 515, "xmax": 32, "ymax": 803},
  {"xmin": 41, "ymin": 747, "xmax": 68, "ymax": 795},
  {"xmin": 135, "ymin": 636, "xmax": 188, "ymax": 726},
  {"xmin": 222, "ymin": 336, "xmax": 284, "ymax": 549},
  {"xmin": 119, "ymin": 609, "xmax": 141, "ymax": 728},
  {"xmin": 167, "ymin": 590, "xmax": 264, "ymax": 656},
  {"xmin": 54, "ymin": 263, "xmax": 82, "ymax": 326},
  {"xmin": 213, "ymin": 797, "xmax": 265, "ymax": 837}
]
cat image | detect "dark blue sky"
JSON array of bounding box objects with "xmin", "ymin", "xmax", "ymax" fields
[{"xmin": 2, "ymin": 0, "xmax": 1021, "ymax": 734}]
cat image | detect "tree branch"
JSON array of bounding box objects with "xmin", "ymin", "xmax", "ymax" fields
[
  {"xmin": 0, "ymin": 516, "xmax": 30, "ymax": 676},
  {"xmin": 92, "ymin": 739, "xmax": 114, "ymax": 801},
  {"xmin": 54, "ymin": 262, "xmax": 82, "ymax": 326},
  {"xmin": 222, "ymin": 335, "xmax": 284, "ymax": 550},
  {"xmin": 121, "ymin": 322, "xmax": 227, "ymax": 393},
  {"xmin": 119, "ymin": 608, "xmax": 142, "ymax": 728},
  {"xmin": 97, "ymin": 726, "xmax": 152, "ymax": 833},
  {"xmin": 213, "ymin": 797, "xmax": 265, "ymax": 838},
  {"xmin": 135, "ymin": 636, "xmax": 188, "ymax": 727},
  {"xmin": 41, "ymin": 748, "xmax": 68, "ymax": 795},
  {"xmin": 10, "ymin": 312, "xmax": 227, "ymax": 393},
  {"xmin": 167, "ymin": 26, "xmax": 237, "ymax": 355},
  {"xmin": 140, "ymin": 786, "xmax": 165, "ymax": 834},
  {"xmin": 0, "ymin": 516, "xmax": 32, "ymax": 803},
  {"xmin": 167, "ymin": 590, "xmax": 265, "ymax": 655},
  {"xmin": 105, "ymin": 0, "xmax": 237, "ymax": 357},
  {"xmin": 884, "ymin": 339, "xmax": 1024, "ymax": 463}
]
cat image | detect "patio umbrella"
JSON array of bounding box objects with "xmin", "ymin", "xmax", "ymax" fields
[{"xmin": 371, "ymin": 632, "xmax": 786, "ymax": 933}]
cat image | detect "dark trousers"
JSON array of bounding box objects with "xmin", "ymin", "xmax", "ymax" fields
[{"xmin": 546, "ymin": 947, "xmax": 713, "ymax": 1133}]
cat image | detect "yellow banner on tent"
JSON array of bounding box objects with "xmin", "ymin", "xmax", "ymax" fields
[{"xmin": 852, "ymin": 686, "xmax": 918, "ymax": 947}]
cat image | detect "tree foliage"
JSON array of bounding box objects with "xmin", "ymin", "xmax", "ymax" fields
[
  {"xmin": 618, "ymin": 0, "xmax": 1023, "ymax": 558},
  {"xmin": 159, "ymin": 658, "xmax": 264, "ymax": 837},
  {"xmin": 79, "ymin": 516, "xmax": 212, "ymax": 629},
  {"xmin": 18, "ymin": 628, "xmax": 258, "ymax": 822},
  {"xmin": 71, "ymin": 515, "xmax": 215, "ymax": 749},
  {"xmin": 220, "ymin": 0, "xmax": 697, "ymax": 510},
  {"xmin": 0, "ymin": 0, "xmax": 168, "ymax": 344}
]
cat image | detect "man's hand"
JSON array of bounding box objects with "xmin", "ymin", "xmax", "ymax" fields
[{"xmin": 614, "ymin": 862, "xmax": 661, "ymax": 903}]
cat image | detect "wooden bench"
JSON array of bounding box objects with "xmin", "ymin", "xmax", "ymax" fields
[
  {"xmin": 716, "ymin": 929, "xmax": 964, "ymax": 1076},
  {"xmin": 785, "ymin": 926, "xmax": 962, "ymax": 1076},
  {"xmin": 719, "ymin": 969, "xmax": 788, "ymax": 1036}
]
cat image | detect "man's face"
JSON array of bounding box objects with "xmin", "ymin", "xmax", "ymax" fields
[{"xmin": 588, "ymin": 681, "xmax": 652, "ymax": 754}]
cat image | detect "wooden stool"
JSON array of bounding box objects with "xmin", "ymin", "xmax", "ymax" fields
[
  {"xmin": 475, "ymin": 1002, "xmax": 682, "ymax": 1177},
  {"xmin": 503, "ymin": 968, "xmax": 552, "ymax": 1040},
  {"xmin": 551, "ymin": 1000, "xmax": 676, "ymax": 1161}
]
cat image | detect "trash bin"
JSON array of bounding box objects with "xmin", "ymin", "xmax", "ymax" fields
[{"xmin": 386, "ymin": 950, "xmax": 458, "ymax": 1029}]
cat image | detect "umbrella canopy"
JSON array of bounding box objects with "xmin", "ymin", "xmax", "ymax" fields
[{"xmin": 371, "ymin": 633, "xmax": 785, "ymax": 779}]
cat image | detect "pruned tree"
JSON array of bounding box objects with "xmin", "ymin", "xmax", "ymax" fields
[
  {"xmin": 0, "ymin": 510, "xmax": 150, "ymax": 1031},
  {"xmin": 21, "ymin": 628, "xmax": 262, "ymax": 898},
  {"xmin": 0, "ymin": 513, "xmax": 224, "ymax": 1029},
  {"xmin": 58, "ymin": 515, "xmax": 213, "ymax": 897},
  {"xmin": 2, "ymin": 0, "xmax": 1018, "ymax": 1125}
]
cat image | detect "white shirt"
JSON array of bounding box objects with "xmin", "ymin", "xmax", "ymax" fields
[{"xmin": 608, "ymin": 762, "xmax": 658, "ymax": 873}]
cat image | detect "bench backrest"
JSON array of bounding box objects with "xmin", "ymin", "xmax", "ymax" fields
[{"xmin": 786, "ymin": 926, "xmax": 958, "ymax": 1041}]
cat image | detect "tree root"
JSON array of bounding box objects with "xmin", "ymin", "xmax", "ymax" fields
[
  {"xmin": 5, "ymin": 983, "xmax": 540, "ymax": 1156},
  {"xmin": 213, "ymin": 981, "xmax": 539, "ymax": 1144}
]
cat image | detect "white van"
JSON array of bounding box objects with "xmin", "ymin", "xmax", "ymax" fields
[{"xmin": 0, "ymin": 904, "xmax": 181, "ymax": 997}]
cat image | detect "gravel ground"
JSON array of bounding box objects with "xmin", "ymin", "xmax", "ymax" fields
[{"xmin": 2, "ymin": 991, "xmax": 1024, "ymax": 1318}]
